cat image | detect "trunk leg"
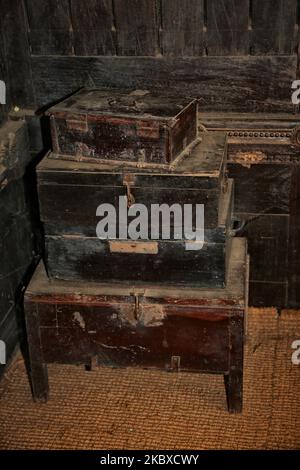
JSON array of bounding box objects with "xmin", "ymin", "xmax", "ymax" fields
[
  {"xmin": 30, "ymin": 362, "xmax": 49, "ymax": 402},
  {"xmin": 24, "ymin": 302, "xmax": 49, "ymax": 402},
  {"xmin": 224, "ymin": 369, "xmax": 243, "ymax": 413}
]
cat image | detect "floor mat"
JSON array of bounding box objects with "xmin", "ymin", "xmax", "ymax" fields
[{"xmin": 0, "ymin": 308, "xmax": 299, "ymax": 450}]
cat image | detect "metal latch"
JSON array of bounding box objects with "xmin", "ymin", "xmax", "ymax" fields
[
  {"xmin": 170, "ymin": 355, "xmax": 181, "ymax": 371},
  {"xmin": 123, "ymin": 173, "xmax": 136, "ymax": 207},
  {"xmin": 130, "ymin": 290, "xmax": 145, "ymax": 322}
]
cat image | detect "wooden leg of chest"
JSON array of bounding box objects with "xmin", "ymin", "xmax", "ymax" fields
[
  {"xmin": 24, "ymin": 302, "xmax": 49, "ymax": 402},
  {"xmin": 224, "ymin": 370, "xmax": 243, "ymax": 413},
  {"xmin": 224, "ymin": 313, "xmax": 244, "ymax": 413}
]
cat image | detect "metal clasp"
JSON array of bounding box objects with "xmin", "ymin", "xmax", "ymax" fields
[{"xmin": 123, "ymin": 173, "xmax": 136, "ymax": 207}]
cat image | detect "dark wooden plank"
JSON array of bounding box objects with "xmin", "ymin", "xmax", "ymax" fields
[
  {"xmin": 30, "ymin": 55, "xmax": 297, "ymax": 113},
  {"xmin": 288, "ymin": 282, "xmax": 300, "ymax": 307},
  {"xmin": 225, "ymin": 311, "xmax": 244, "ymax": 413},
  {"xmin": 0, "ymin": 121, "xmax": 31, "ymax": 186},
  {"xmin": 0, "ymin": 119, "xmax": 38, "ymax": 373},
  {"xmin": 161, "ymin": 0, "xmax": 204, "ymax": 56},
  {"xmin": 0, "ymin": 10, "xmax": 9, "ymax": 124},
  {"xmin": 40, "ymin": 173, "xmax": 232, "ymax": 244},
  {"xmin": 9, "ymin": 107, "xmax": 53, "ymax": 154},
  {"xmin": 0, "ymin": 276, "xmax": 16, "ymax": 322},
  {"xmin": 112, "ymin": 0, "xmax": 158, "ymax": 55},
  {"xmin": 0, "ymin": 305, "xmax": 19, "ymax": 377},
  {"xmin": 206, "ymin": 0, "xmax": 249, "ymax": 55},
  {"xmin": 24, "ymin": 302, "xmax": 49, "ymax": 401},
  {"xmin": 1, "ymin": 0, "xmax": 34, "ymax": 107},
  {"xmin": 0, "ymin": 188, "xmax": 35, "ymax": 375},
  {"xmin": 0, "ymin": 171, "xmax": 26, "ymax": 231},
  {"xmin": 228, "ymin": 163, "xmax": 291, "ymax": 214},
  {"xmin": 0, "ymin": 131, "xmax": 37, "ymax": 375},
  {"xmin": 251, "ymin": 0, "xmax": 297, "ymax": 54},
  {"xmin": 234, "ymin": 214, "xmax": 289, "ymax": 284},
  {"xmin": 69, "ymin": 0, "xmax": 116, "ymax": 55},
  {"xmin": 249, "ymin": 281, "xmax": 288, "ymax": 308},
  {"xmin": 45, "ymin": 236, "xmax": 227, "ymax": 287},
  {"xmin": 37, "ymin": 181, "xmax": 221, "ymax": 230},
  {"xmin": 25, "ymin": 0, "xmax": 73, "ymax": 55},
  {"xmin": 288, "ymin": 165, "xmax": 300, "ymax": 307},
  {"xmin": 0, "ymin": 213, "xmax": 33, "ymax": 280},
  {"xmin": 199, "ymin": 112, "xmax": 300, "ymax": 131}
]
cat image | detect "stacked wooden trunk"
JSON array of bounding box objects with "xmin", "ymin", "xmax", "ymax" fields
[{"xmin": 24, "ymin": 89, "xmax": 248, "ymax": 412}]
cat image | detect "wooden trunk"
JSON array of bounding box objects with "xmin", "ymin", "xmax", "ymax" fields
[
  {"xmin": 24, "ymin": 237, "xmax": 248, "ymax": 413},
  {"xmin": 37, "ymin": 132, "xmax": 232, "ymax": 287},
  {"xmin": 47, "ymin": 88, "xmax": 198, "ymax": 165}
]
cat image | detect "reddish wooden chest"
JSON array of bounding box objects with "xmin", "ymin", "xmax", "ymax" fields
[{"xmin": 24, "ymin": 238, "xmax": 248, "ymax": 413}]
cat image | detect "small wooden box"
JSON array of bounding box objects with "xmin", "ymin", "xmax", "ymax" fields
[
  {"xmin": 24, "ymin": 238, "xmax": 248, "ymax": 412},
  {"xmin": 47, "ymin": 88, "xmax": 198, "ymax": 165}
]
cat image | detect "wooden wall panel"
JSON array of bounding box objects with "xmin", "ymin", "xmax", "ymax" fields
[
  {"xmin": 228, "ymin": 160, "xmax": 291, "ymax": 308},
  {"xmin": 251, "ymin": 0, "xmax": 297, "ymax": 54},
  {"xmin": 206, "ymin": 0, "xmax": 249, "ymax": 55},
  {"xmin": 4, "ymin": 0, "xmax": 299, "ymax": 60},
  {"xmin": 161, "ymin": 0, "xmax": 204, "ymax": 56},
  {"xmin": 1, "ymin": 0, "xmax": 34, "ymax": 107},
  {"xmin": 249, "ymin": 281, "xmax": 288, "ymax": 308},
  {"xmin": 30, "ymin": 55, "xmax": 296, "ymax": 113},
  {"xmin": 0, "ymin": 121, "xmax": 36, "ymax": 374},
  {"xmin": 113, "ymin": 0, "xmax": 158, "ymax": 55},
  {"xmin": 288, "ymin": 165, "xmax": 300, "ymax": 307},
  {"xmin": 0, "ymin": 13, "xmax": 9, "ymax": 124},
  {"xmin": 239, "ymin": 214, "xmax": 289, "ymax": 284},
  {"xmin": 25, "ymin": 0, "xmax": 73, "ymax": 55},
  {"xmin": 69, "ymin": 0, "xmax": 116, "ymax": 56}
]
